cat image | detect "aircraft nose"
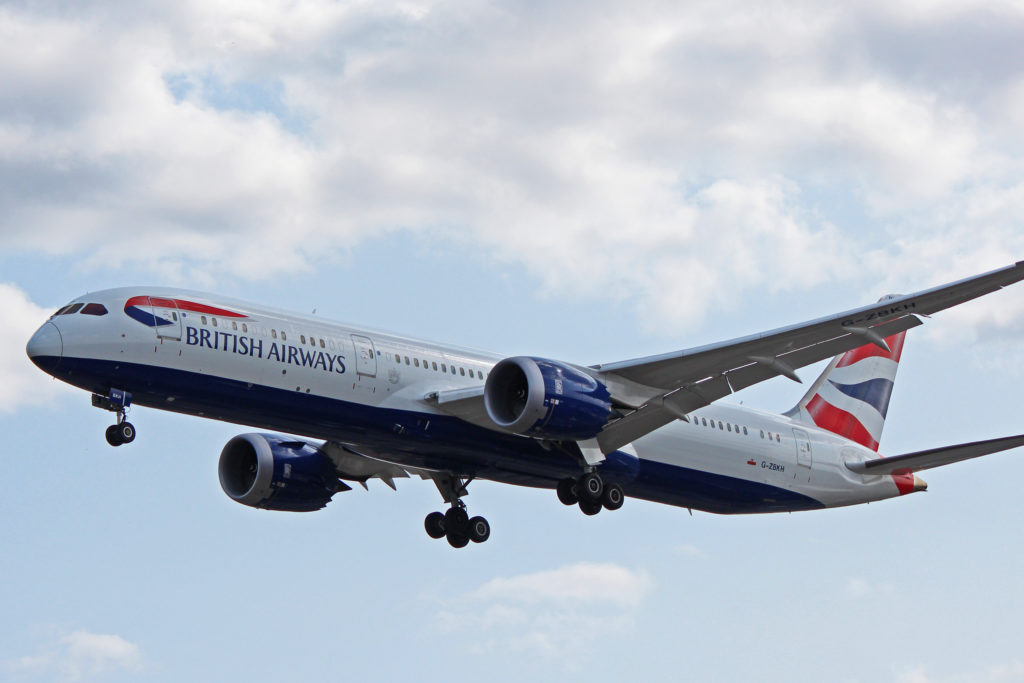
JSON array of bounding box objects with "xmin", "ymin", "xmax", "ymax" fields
[{"xmin": 26, "ymin": 321, "xmax": 63, "ymax": 373}]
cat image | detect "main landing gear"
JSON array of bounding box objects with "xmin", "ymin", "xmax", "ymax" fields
[
  {"xmin": 556, "ymin": 472, "xmax": 624, "ymax": 516},
  {"xmin": 425, "ymin": 474, "xmax": 491, "ymax": 548},
  {"xmin": 92, "ymin": 389, "xmax": 136, "ymax": 447}
]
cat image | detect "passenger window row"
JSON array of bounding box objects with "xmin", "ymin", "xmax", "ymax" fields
[
  {"xmin": 692, "ymin": 416, "xmax": 749, "ymax": 437},
  {"xmin": 392, "ymin": 353, "xmax": 486, "ymax": 380}
]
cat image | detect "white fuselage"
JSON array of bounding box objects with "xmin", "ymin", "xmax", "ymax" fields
[{"xmin": 28, "ymin": 287, "xmax": 913, "ymax": 514}]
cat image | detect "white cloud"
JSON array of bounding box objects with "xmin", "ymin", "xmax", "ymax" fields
[
  {"xmin": 0, "ymin": 284, "xmax": 75, "ymax": 414},
  {"xmin": 894, "ymin": 660, "xmax": 1024, "ymax": 683},
  {"xmin": 8, "ymin": 630, "xmax": 143, "ymax": 681},
  {"xmin": 1, "ymin": 0, "xmax": 1023, "ymax": 339},
  {"xmin": 435, "ymin": 562, "xmax": 652, "ymax": 662}
]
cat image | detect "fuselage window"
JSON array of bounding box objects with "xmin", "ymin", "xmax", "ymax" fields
[
  {"xmin": 212, "ymin": 318, "xmax": 217, "ymax": 327},
  {"xmin": 231, "ymin": 321, "xmax": 237, "ymax": 330},
  {"xmin": 395, "ymin": 355, "xmax": 401, "ymax": 364},
  {"xmin": 281, "ymin": 331, "xmax": 287, "ymax": 341},
  {"xmin": 242, "ymin": 323, "xmax": 248, "ymax": 333},
  {"xmin": 405, "ymin": 356, "xmax": 410, "ymax": 365},
  {"xmin": 718, "ymin": 421, "xmax": 724, "ymax": 430},
  {"xmin": 441, "ymin": 364, "xmax": 447, "ymax": 372},
  {"xmin": 432, "ymin": 361, "xmax": 438, "ymax": 371},
  {"xmin": 272, "ymin": 329, "xmax": 278, "ymax": 339},
  {"xmin": 459, "ymin": 368, "xmax": 465, "ymax": 376},
  {"xmin": 776, "ymin": 433, "xmax": 781, "ymax": 443},
  {"xmin": 702, "ymin": 418, "xmax": 707, "ymax": 426},
  {"xmin": 760, "ymin": 429, "xmax": 765, "ymax": 439},
  {"xmin": 80, "ymin": 303, "xmax": 108, "ymax": 316},
  {"xmin": 201, "ymin": 316, "xmax": 208, "ymax": 325},
  {"xmin": 301, "ymin": 335, "xmax": 306, "ymax": 344},
  {"xmin": 320, "ymin": 339, "xmax": 325, "ymax": 348},
  {"xmin": 414, "ymin": 358, "xmax": 420, "ymax": 367},
  {"xmin": 742, "ymin": 426, "xmax": 748, "ymax": 435},
  {"xmin": 727, "ymin": 423, "xmax": 732, "ymax": 432}
]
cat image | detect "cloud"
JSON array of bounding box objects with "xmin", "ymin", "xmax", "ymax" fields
[
  {"xmin": 434, "ymin": 562, "xmax": 652, "ymax": 662},
  {"xmin": 0, "ymin": 284, "xmax": 74, "ymax": 413},
  {"xmin": 8, "ymin": 630, "xmax": 143, "ymax": 681},
  {"xmin": 1, "ymin": 0, "xmax": 1023, "ymax": 338},
  {"xmin": 894, "ymin": 660, "xmax": 1024, "ymax": 683}
]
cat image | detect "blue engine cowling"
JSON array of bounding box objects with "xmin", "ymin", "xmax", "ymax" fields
[
  {"xmin": 484, "ymin": 356, "xmax": 613, "ymax": 440},
  {"xmin": 218, "ymin": 434, "xmax": 346, "ymax": 512}
]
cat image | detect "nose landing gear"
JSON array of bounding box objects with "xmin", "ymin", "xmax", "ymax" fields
[{"xmin": 93, "ymin": 389, "xmax": 136, "ymax": 447}]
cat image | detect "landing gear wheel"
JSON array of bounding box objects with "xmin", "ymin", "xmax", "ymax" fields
[
  {"xmin": 601, "ymin": 483, "xmax": 625, "ymax": 511},
  {"xmin": 579, "ymin": 472, "xmax": 604, "ymax": 501},
  {"xmin": 116, "ymin": 421, "xmax": 136, "ymax": 444},
  {"xmin": 444, "ymin": 507, "xmax": 469, "ymax": 534},
  {"xmin": 468, "ymin": 516, "xmax": 490, "ymax": 543},
  {"xmin": 424, "ymin": 511, "xmax": 446, "ymax": 539},
  {"xmin": 105, "ymin": 425, "xmax": 122, "ymax": 447},
  {"xmin": 579, "ymin": 498, "xmax": 602, "ymax": 516},
  {"xmin": 447, "ymin": 532, "xmax": 470, "ymax": 548},
  {"xmin": 557, "ymin": 478, "xmax": 579, "ymax": 506}
]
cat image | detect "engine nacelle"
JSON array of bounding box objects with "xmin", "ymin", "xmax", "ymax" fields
[
  {"xmin": 218, "ymin": 434, "xmax": 343, "ymax": 512},
  {"xmin": 484, "ymin": 356, "xmax": 613, "ymax": 440}
]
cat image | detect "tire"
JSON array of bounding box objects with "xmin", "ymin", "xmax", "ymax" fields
[
  {"xmin": 556, "ymin": 478, "xmax": 579, "ymax": 505},
  {"xmin": 424, "ymin": 511, "xmax": 446, "ymax": 539},
  {"xmin": 105, "ymin": 425, "xmax": 122, "ymax": 447},
  {"xmin": 468, "ymin": 516, "xmax": 490, "ymax": 543},
  {"xmin": 579, "ymin": 498, "xmax": 602, "ymax": 516},
  {"xmin": 444, "ymin": 507, "xmax": 469, "ymax": 536},
  {"xmin": 579, "ymin": 472, "xmax": 603, "ymax": 501},
  {"xmin": 446, "ymin": 532, "xmax": 470, "ymax": 548},
  {"xmin": 117, "ymin": 422, "xmax": 136, "ymax": 444},
  {"xmin": 602, "ymin": 483, "xmax": 625, "ymax": 511}
]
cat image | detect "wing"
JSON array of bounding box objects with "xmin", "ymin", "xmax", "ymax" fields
[
  {"xmin": 590, "ymin": 261, "xmax": 1024, "ymax": 453},
  {"xmin": 430, "ymin": 261, "xmax": 1023, "ymax": 454},
  {"xmin": 845, "ymin": 434, "xmax": 1024, "ymax": 475}
]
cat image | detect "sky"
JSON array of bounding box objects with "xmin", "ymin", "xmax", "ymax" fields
[{"xmin": 1, "ymin": 0, "xmax": 1024, "ymax": 681}]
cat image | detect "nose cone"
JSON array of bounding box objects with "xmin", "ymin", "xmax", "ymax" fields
[{"xmin": 26, "ymin": 321, "xmax": 63, "ymax": 373}]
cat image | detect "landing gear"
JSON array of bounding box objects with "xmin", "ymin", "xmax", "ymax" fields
[
  {"xmin": 93, "ymin": 389, "xmax": 136, "ymax": 447},
  {"xmin": 425, "ymin": 474, "xmax": 491, "ymax": 548},
  {"xmin": 557, "ymin": 473, "xmax": 626, "ymax": 514},
  {"xmin": 104, "ymin": 419, "xmax": 136, "ymax": 447}
]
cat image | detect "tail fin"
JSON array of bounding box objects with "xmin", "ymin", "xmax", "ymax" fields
[{"xmin": 787, "ymin": 324, "xmax": 907, "ymax": 452}]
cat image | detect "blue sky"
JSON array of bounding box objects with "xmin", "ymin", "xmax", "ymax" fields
[{"xmin": 2, "ymin": 1, "xmax": 1023, "ymax": 681}]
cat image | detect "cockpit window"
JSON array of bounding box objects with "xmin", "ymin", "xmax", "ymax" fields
[
  {"xmin": 80, "ymin": 303, "xmax": 108, "ymax": 316},
  {"xmin": 61, "ymin": 303, "xmax": 84, "ymax": 315}
]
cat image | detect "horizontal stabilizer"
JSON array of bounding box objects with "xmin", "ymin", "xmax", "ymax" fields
[{"xmin": 846, "ymin": 434, "xmax": 1024, "ymax": 475}]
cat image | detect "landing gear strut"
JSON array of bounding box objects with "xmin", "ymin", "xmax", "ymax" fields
[
  {"xmin": 425, "ymin": 474, "xmax": 491, "ymax": 548},
  {"xmin": 93, "ymin": 389, "xmax": 136, "ymax": 447},
  {"xmin": 556, "ymin": 472, "xmax": 625, "ymax": 515}
]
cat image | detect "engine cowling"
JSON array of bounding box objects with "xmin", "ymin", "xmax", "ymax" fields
[
  {"xmin": 218, "ymin": 434, "xmax": 343, "ymax": 512},
  {"xmin": 484, "ymin": 356, "xmax": 613, "ymax": 440}
]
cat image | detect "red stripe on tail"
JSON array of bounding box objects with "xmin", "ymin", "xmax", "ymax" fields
[{"xmin": 805, "ymin": 395, "xmax": 879, "ymax": 451}]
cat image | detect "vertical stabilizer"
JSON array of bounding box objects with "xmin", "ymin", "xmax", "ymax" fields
[{"xmin": 787, "ymin": 323, "xmax": 907, "ymax": 452}]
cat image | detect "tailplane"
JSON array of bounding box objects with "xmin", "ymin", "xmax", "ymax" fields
[{"xmin": 787, "ymin": 309, "xmax": 907, "ymax": 451}]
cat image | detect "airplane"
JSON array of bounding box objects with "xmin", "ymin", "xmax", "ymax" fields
[{"xmin": 25, "ymin": 262, "xmax": 1024, "ymax": 548}]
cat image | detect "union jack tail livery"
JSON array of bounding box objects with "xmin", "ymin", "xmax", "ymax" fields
[{"xmin": 788, "ymin": 304, "xmax": 907, "ymax": 451}]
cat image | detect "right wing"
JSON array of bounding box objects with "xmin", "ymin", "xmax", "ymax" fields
[{"xmin": 590, "ymin": 261, "xmax": 1024, "ymax": 453}]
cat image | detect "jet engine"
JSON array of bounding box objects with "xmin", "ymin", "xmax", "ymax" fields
[
  {"xmin": 483, "ymin": 356, "xmax": 613, "ymax": 440},
  {"xmin": 218, "ymin": 433, "xmax": 348, "ymax": 512}
]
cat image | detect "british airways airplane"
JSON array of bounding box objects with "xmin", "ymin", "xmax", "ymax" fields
[{"xmin": 26, "ymin": 262, "xmax": 1024, "ymax": 548}]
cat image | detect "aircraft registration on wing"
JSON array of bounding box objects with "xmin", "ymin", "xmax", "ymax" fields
[{"xmin": 26, "ymin": 262, "xmax": 1024, "ymax": 548}]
